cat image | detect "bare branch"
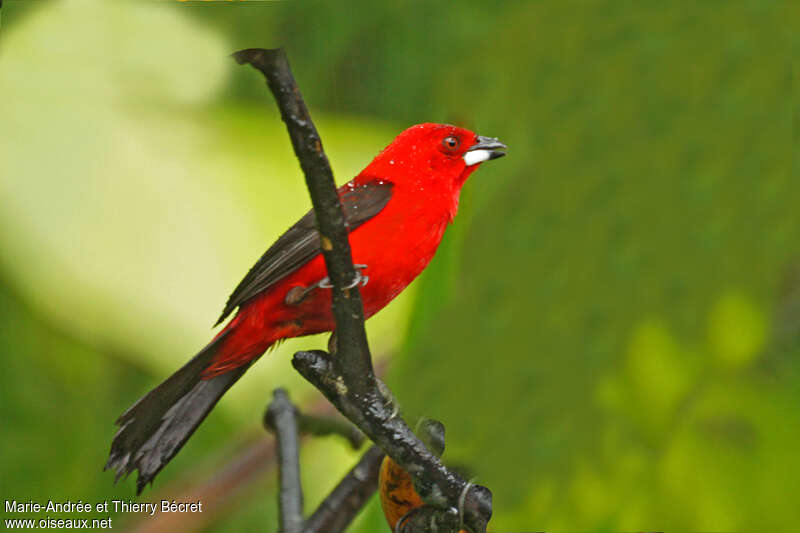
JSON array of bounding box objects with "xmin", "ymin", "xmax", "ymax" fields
[
  {"xmin": 264, "ymin": 389, "xmax": 304, "ymax": 533},
  {"xmin": 233, "ymin": 48, "xmax": 373, "ymax": 391},
  {"xmin": 293, "ymin": 351, "xmax": 492, "ymax": 533},
  {"xmin": 234, "ymin": 47, "xmax": 493, "ymax": 533}
]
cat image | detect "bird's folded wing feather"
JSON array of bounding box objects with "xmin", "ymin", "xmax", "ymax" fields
[{"xmin": 214, "ymin": 179, "xmax": 394, "ymax": 326}]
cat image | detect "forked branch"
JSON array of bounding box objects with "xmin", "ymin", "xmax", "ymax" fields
[{"xmin": 234, "ymin": 47, "xmax": 492, "ymax": 533}]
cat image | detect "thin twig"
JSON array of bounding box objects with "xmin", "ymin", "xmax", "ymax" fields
[
  {"xmin": 265, "ymin": 389, "xmax": 304, "ymax": 533},
  {"xmin": 303, "ymin": 446, "xmax": 385, "ymax": 533}
]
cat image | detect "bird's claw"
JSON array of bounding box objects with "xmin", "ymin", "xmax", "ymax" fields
[
  {"xmin": 285, "ymin": 265, "xmax": 369, "ymax": 306},
  {"xmin": 395, "ymin": 505, "xmax": 459, "ymax": 533},
  {"xmin": 317, "ymin": 264, "xmax": 369, "ymax": 290},
  {"xmin": 458, "ymin": 480, "xmax": 475, "ymax": 532}
]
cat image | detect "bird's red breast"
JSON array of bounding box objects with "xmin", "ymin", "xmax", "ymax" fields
[{"xmin": 202, "ymin": 123, "xmax": 506, "ymax": 377}]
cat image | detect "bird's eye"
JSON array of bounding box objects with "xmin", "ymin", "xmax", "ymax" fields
[{"xmin": 442, "ymin": 136, "xmax": 460, "ymax": 152}]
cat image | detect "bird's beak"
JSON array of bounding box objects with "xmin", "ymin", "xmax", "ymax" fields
[{"xmin": 463, "ymin": 135, "xmax": 508, "ymax": 166}]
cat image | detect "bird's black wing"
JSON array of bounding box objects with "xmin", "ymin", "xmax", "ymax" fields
[{"xmin": 214, "ymin": 179, "xmax": 394, "ymax": 326}]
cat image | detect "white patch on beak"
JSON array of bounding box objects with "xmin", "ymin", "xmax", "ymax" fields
[{"xmin": 463, "ymin": 149, "xmax": 491, "ymax": 166}]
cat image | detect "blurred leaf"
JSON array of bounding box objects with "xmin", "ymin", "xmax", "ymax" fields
[{"xmin": 708, "ymin": 291, "xmax": 767, "ymax": 370}]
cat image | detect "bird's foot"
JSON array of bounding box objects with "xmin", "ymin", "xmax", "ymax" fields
[
  {"xmin": 394, "ymin": 504, "xmax": 460, "ymax": 533},
  {"xmin": 285, "ymin": 265, "xmax": 369, "ymax": 306},
  {"xmin": 316, "ymin": 264, "xmax": 369, "ymax": 290}
]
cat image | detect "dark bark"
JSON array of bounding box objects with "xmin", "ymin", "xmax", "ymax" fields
[
  {"xmin": 293, "ymin": 351, "xmax": 492, "ymax": 533},
  {"xmin": 235, "ymin": 47, "xmax": 492, "ymax": 533},
  {"xmin": 232, "ymin": 48, "xmax": 373, "ymax": 393},
  {"xmin": 264, "ymin": 389, "xmax": 304, "ymax": 533}
]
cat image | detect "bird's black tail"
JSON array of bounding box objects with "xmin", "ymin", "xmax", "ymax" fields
[{"xmin": 105, "ymin": 331, "xmax": 249, "ymax": 494}]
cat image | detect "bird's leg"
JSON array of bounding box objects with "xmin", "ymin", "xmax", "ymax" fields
[{"xmin": 285, "ymin": 265, "xmax": 369, "ymax": 306}]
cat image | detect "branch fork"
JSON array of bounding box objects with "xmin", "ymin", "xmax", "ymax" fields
[{"xmin": 235, "ymin": 47, "xmax": 492, "ymax": 533}]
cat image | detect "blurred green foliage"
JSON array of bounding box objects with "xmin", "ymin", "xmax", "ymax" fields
[{"xmin": 1, "ymin": 0, "xmax": 797, "ymax": 532}]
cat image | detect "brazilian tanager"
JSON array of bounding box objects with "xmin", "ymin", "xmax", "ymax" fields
[{"xmin": 106, "ymin": 123, "xmax": 507, "ymax": 493}]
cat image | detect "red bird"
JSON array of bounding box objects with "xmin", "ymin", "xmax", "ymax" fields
[{"xmin": 106, "ymin": 123, "xmax": 506, "ymax": 493}]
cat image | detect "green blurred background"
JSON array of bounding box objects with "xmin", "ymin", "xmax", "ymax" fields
[{"xmin": 0, "ymin": 1, "xmax": 796, "ymax": 531}]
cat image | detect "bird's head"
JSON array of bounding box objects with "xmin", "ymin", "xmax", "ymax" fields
[{"xmin": 364, "ymin": 123, "xmax": 507, "ymax": 191}]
